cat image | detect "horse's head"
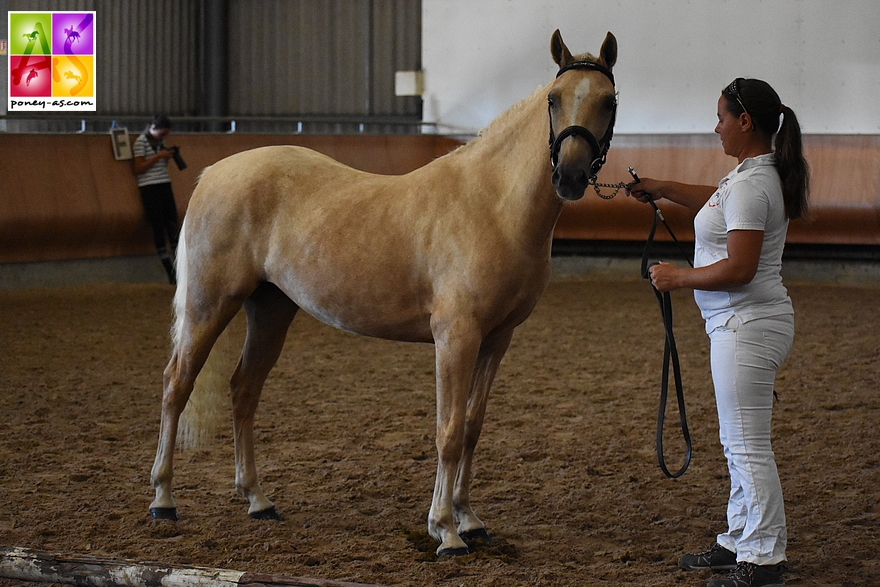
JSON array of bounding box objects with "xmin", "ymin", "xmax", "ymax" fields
[{"xmin": 548, "ymin": 30, "xmax": 618, "ymax": 201}]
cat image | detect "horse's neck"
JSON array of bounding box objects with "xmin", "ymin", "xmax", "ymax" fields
[{"xmin": 463, "ymin": 84, "xmax": 562, "ymax": 247}]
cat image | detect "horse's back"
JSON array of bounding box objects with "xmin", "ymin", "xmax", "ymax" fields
[
  {"xmin": 182, "ymin": 145, "xmax": 439, "ymax": 338},
  {"xmin": 192, "ymin": 146, "xmax": 363, "ymax": 208},
  {"xmin": 187, "ymin": 145, "xmax": 377, "ymax": 253}
]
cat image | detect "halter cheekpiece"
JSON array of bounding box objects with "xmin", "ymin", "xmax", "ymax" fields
[{"xmin": 548, "ymin": 60, "xmax": 617, "ymax": 186}]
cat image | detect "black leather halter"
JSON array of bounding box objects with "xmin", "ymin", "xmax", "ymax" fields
[{"xmin": 548, "ymin": 60, "xmax": 617, "ymax": 181}]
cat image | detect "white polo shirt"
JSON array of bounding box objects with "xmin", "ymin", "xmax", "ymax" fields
[{"xmin": 693, "ymin": 153, "xmax": 794, "ymax": 333}]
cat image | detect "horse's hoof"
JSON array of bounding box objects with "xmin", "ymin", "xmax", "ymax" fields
[
  {"xmin": 149, "ymin": 507, "xmax": 179, "ymax": 521},
  {"xmin": 249, "ymin": 506, "xmax": 283, "ymax": 521},
  {"xmin": 460, "ymin": 528, "xmax": 491, "ymax": 544},
  {"xmin": 436, "ymin": 546, "xmax": 470, "ymax": 558}
]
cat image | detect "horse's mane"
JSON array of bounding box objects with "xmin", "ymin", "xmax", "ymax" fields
[
  {"xmin": 476, "ymin": 84, "xmax": 548, "ymax": 140},
  {"xmin": 455, "ymin": 52, "xmax": 605, "ymax": 152}
]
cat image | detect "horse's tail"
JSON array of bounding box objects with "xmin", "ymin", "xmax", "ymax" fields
[
  {"xmin": 196, "ymin": 165, "xmax": 212, "ymax": 186},
  {"xmin": 176, "ymin": 332, "xmax": 232, "ymax": 450},
  {"xmin": 173, "ymin": 197, "xmax": 234, "ymax": 451}
]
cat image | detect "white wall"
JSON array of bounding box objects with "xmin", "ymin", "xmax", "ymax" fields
[{"xmin": 422, "ymin": 0, "xmax": 880, "ymax": 135}]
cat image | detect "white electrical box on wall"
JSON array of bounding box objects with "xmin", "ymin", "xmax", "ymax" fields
[
  {"xmin": 395, "ymin": 71, "xmax": 424, "ymax": 97},
  {"xmin": 110, "ymin": 127, "xmax": 132, "ymax": 160}
]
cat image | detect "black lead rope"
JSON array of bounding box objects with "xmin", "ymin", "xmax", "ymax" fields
[{"xmin": 640, "ymin": 197, "xmax": 694, "ymax": 479}]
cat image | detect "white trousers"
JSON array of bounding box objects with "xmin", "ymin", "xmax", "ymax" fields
[{"xmin": 709, "ymin": 313, "xmax": 794, "ymax": 566}]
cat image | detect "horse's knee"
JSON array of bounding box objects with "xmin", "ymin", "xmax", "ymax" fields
[{"xmin": 435, "ymin": 424, "xmax": 466, "ymax": 460}]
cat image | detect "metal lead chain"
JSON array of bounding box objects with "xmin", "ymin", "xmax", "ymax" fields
[
  {"xmin": 589, "ymin": 166, "xmax": 640, "ymax": 200},
  {"xmin": 589, "ymin": 178, "xmax": 628, "ymax": 200}
]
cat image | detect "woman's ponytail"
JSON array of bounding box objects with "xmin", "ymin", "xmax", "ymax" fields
[
  {"xmin": 774, "ymin": 105, "xmax": 809, "ymax": 220},
  {"xmin": 724, "ymin": 79, "xmax": 810, "ymax": 219}
]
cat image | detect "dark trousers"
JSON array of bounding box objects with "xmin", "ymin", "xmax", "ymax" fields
[
  {"xmin": 139, "ymin": 182, "xmax": 180, "ymax": 258},
  {"xmin": 139, "ymin": 182, "xmax": 180, "ymax": 283}
]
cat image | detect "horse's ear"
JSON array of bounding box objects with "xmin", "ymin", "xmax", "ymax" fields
[
  {"xmin": 551, "ymin": 29, "xmax": 573, "ymax": 68},
  {"xmin": 600, "ymin": 31, "xmax": 617, "ymax": 69}
]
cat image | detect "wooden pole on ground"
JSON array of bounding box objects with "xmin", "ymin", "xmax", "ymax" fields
[{"xmin": 0, "ymin": 546, "xmax": 388, "ymax": 587}]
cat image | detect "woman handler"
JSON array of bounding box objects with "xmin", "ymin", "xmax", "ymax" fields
[{"xmin": 628, "ymin": 78, "xmax": 809, "ymax": 587}]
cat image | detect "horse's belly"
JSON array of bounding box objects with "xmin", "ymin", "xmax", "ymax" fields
[
  {"xmin": 272, "ymin": 266, "xmax": 435, "ymax": 344},
  {"xmin": 306, "ymin": 304, "xmax": 435, "ymax": 343}
]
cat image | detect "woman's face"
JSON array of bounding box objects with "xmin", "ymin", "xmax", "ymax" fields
[{"xmin": 715, "ymin": 95, "xmax": 745, "ymax": 158}]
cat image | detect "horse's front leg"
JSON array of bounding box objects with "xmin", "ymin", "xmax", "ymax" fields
[
  {"xmin": 429, "ymin": 318, "xmax": 482, "ymax": 556},
  {"xmin": 453, "ymin": 330, "xmax": 513, "ymax": 544}
]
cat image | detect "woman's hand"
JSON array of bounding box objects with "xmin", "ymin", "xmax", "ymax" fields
[
  {"xmin": 627, "ymin": 177, "xmax": 716, "ymax": 211},
  {"xmin": 133, "ymin": 149, "xmax": 174, "ymax": 175},
  {"xmin": 626, "ymin": 177, "xmax": 663, "ymax": 204},
  {"xmin": 648, "ymin": 230, "xmax": 764, "ymax": 293},
  {"xmin": 648, "ymin": 261, "xmax": 680, "ymax": 292}
]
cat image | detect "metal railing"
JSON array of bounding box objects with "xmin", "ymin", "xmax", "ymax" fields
[{"xmin": 0, "ymin": 114, "xmax": 436, "ymax": 136}]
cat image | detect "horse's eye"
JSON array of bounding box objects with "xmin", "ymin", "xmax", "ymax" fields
[{"xmin": 547, "ymin": 95, "xmax": 557, "ymax": 109}]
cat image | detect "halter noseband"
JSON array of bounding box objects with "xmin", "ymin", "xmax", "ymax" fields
[{"xmin": 548, "ymin": 60, "xmax": 617, "ymax": 182}]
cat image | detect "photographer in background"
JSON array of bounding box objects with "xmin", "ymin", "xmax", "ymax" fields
[{"xmin": 133, "ymin": 114, "xmax": 185, "ymax": 285}]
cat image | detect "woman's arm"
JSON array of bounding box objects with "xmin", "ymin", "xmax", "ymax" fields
[
  {"xmin": 133, "ymin": 148, "xmax": 172, "ymax": 175},
  {"xmin": 627, "ymin": 177, "xmax": 716, "ymax": 211},
  {"xmin": 649, "ymin": 229, "xmax": 764, "ymax": 292}
]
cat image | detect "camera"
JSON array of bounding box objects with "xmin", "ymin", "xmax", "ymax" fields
[{"xmin": 169, "ymin": 146, "xmax": 187, "ymax": 170}]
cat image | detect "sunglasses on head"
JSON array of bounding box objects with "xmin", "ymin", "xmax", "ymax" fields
[{"xmin": 725, "ymin": 78, "xmax": 751, "ymax": 118}]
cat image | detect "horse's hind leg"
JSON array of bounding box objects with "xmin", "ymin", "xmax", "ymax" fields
[
  {"xmin": 150, "ymin": 297, "xmax": 244, "ymax": 520},
  {"xmin": 454, "ymin": 330, "xmax": 513, "ymax": 545},
  {"xmin": 231, "ymin": 282, "xmax": 298, "ymax": 519}
]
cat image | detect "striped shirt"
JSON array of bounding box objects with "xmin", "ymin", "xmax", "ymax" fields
[{"xmin": 133, "ymin": 133, "xmax": 172, "ymax": 187}]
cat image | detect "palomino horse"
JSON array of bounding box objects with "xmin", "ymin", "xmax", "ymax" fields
[{"xmin": 150, "ymin": 30, "xmax": 618, "ymax": 557}]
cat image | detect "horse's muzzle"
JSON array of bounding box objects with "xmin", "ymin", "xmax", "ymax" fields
[
  {"xmin": 549, "ymin": 125, "xmax": 602, "ymax": 201},
  {"xmin": 552, "ymin": 163, "xmax": 590, "ymax": 201}
]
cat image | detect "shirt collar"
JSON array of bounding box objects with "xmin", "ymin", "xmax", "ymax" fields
[
  {"xmin": 719, "ymin": 152, "xmax": 775, "ymax": 187},
  {"xmin": 736, "ymin": 152, "xmax": 775, "ymax": 172}
]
